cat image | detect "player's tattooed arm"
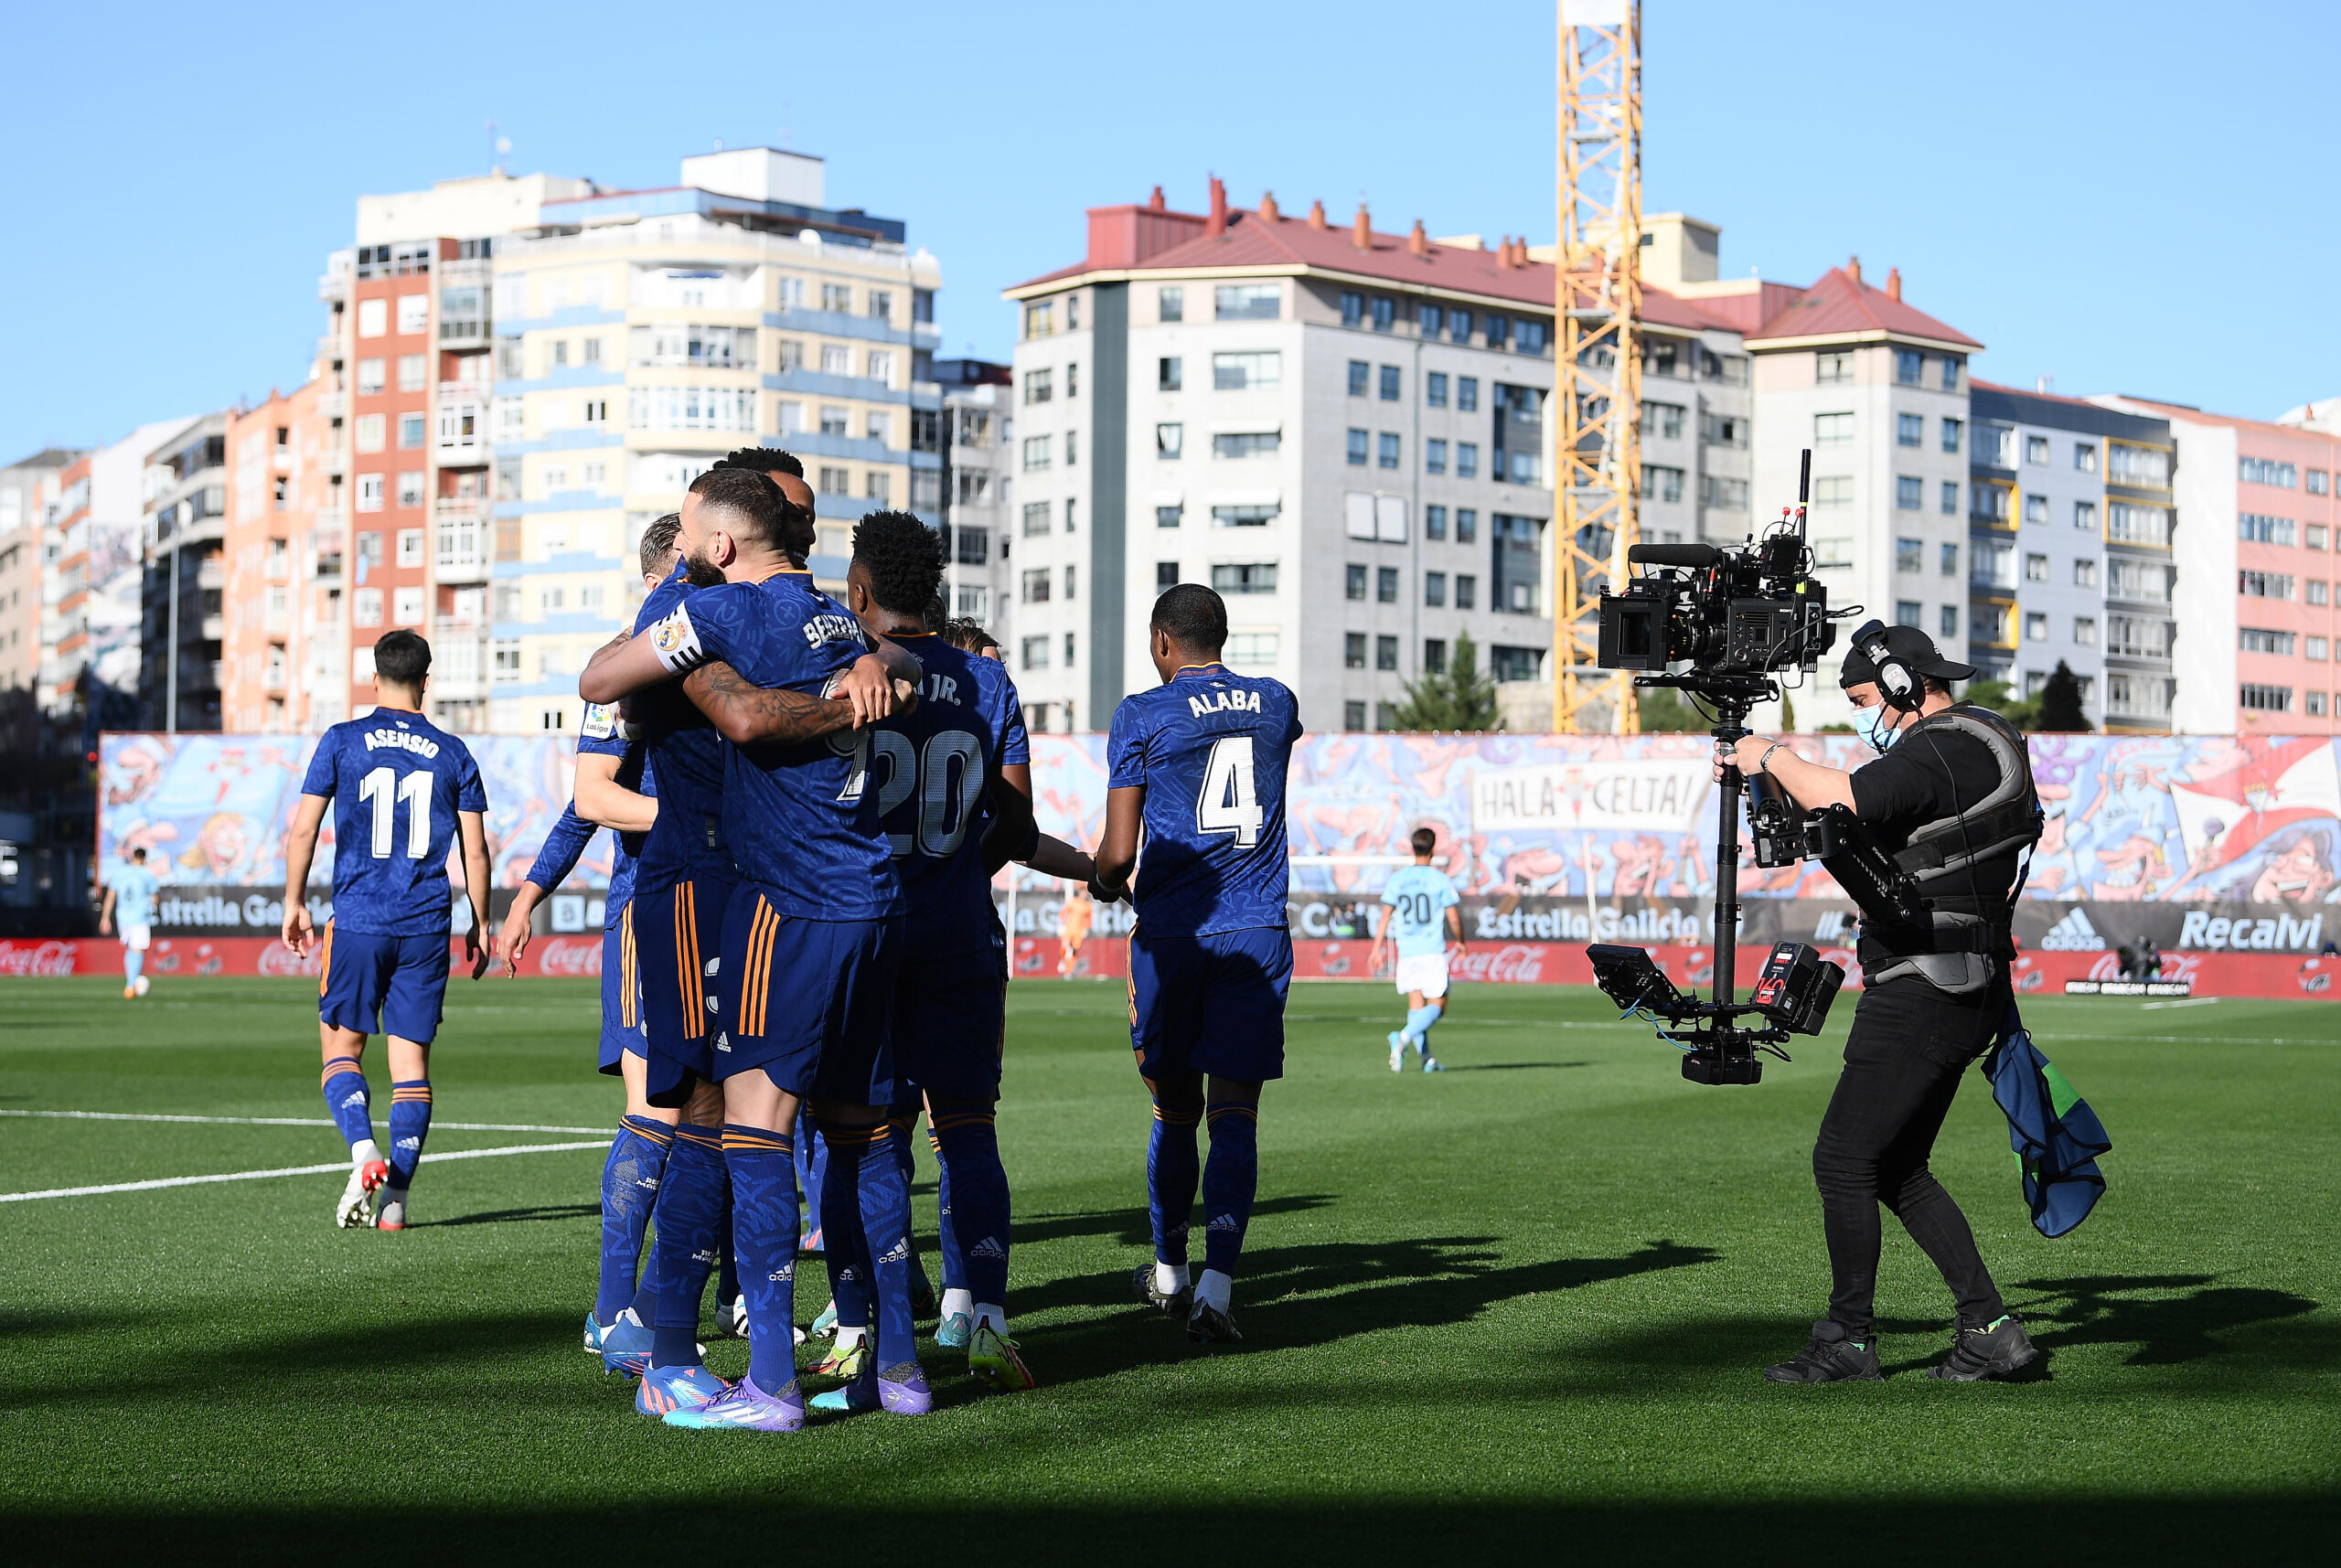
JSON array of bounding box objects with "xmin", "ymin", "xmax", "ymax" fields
[
  {"xmin": 683, "ymin": 660, "xmax": 860, "ymax": 745},
  {"xmin": 279, "ymin": 793, "xmax": 330, "ymax": 954},
  {"xmin": 1092, "ymin": 785, "xmax": 1145, "ymax": 903}
]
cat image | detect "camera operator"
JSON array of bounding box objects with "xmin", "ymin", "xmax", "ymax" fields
[{"xmin": 1716, "ymin": 624, "xmax": 2041, "ymax": 1383}]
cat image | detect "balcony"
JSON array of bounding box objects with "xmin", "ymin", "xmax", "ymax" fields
[
  {"xmin": 319, "ymin": 451, "xmax": 346, "ymax": 477},
  {"xmin": 196, "ymin": 558, "xmax": 225, "ymax": 591},
  {"xmin": 434, "ymin": 513, "xmax": 488, "ymax": 584},
  {"xmin": 315, "ymin": 390, "xmax": 346, "ymax": 420}
]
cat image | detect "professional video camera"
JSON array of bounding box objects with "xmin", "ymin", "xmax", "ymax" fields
[{"xmin": 1585, "ymin": 449, "xmax": 1852, "ymax": 1086}]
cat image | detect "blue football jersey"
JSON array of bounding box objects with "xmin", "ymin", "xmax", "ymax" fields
[
  {"xmin": 868, "ymin": 633, "xmax": 1029, "ymax": 954},
  {"xmin": 626, "ymin": 563, "xmax": 728, "ymax": 891},
  {"xmin": 302, "ymin": 709, "xmax": 486, "ymax": 936},
  {"xmin": 641, "ymin": 569, "xmax": 900, "ymax": 922},
  {"xmin": 577, "ymin": 700, "xmax": 652, "ymax": 923},
  {"xmin": 1380, "ymin": 865, "xmax": 1459, "ymax": 958},
  {"xmin": 110, "ymin": 864, "xmax": 160, "ymax": 926},
  {"xmin": 1106, "ymin": 663, "xmax": 1302, "ymax": 937}
]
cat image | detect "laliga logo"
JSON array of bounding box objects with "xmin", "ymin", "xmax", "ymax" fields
[
  {"xmin": 2300, "ymin": 956, "xmax": 2332, "ymax": 995},
  {"xmin": 0, "ymin": 940, "xmax": 80, "ymax": 977},
  {"xmin": 536, "ymin": 939, "xmax": 603, "ymax": 977},
  {"xmin": 258, "ymin": 944, "xmax": 324, "ymax": 978}
]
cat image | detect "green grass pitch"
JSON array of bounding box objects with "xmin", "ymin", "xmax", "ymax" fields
[{"xmin": 2, "ymin": 976, "xmax": 2334, "ymax": 1563}]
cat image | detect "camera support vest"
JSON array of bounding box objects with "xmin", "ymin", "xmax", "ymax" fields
[{"xmin": 1851, "ymin": 703, "xmax": 2045, "ymax": 994}]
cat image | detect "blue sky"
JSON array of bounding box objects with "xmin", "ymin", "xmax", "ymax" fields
[{"xmin": 4, "ymin": 1, "xmax": 2333, "ymax": 458}]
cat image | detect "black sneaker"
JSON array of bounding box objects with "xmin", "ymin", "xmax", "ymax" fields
[
  {"xmin": 1762, "ymin": 1319, "xmax": 1884, "ymax": 1382},
  {"xmin": 1186, "ymin": 1299, "xmax": 1243, "ymax": 1344},
  {"xmin": 1134, "ymin": 1264, "xmax": 1191, "ymax": 1316},
  {"xmin": 1924, "ymin": 1315, "xmax": 2037, "ymax": 1381}
]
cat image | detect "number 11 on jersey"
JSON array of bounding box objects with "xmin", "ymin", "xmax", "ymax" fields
[{"xmin": 1195, "ymin": 735, "xmax": 1262, "ymax": 847}]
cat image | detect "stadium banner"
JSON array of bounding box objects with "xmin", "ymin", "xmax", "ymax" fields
[{"xmin": 86, "ymin": 731, "xmax": 2339, "ymax": 997}]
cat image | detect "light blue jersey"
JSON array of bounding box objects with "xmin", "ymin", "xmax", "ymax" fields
[
  {"xmin": 111, "ymin": 863, "xmax": 159, "ymax": 928},
  {"xmin": 1380, "ymin": 865, "xmax": 1459, "ymax": 959}
]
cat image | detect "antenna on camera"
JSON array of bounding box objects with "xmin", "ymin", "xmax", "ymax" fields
[{"xmin": 1795, "ymin": 447, "xmax": 1812, "ymax": 540}]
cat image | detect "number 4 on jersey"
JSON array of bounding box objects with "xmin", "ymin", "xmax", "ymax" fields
[{"xmin": 1195, "ymin": 735, "xmax": 1262, "ymax": 847}]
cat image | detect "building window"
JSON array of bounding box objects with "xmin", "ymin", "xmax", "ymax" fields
[
  {"xmin": 1158, "ymin": 285, "xmax": 1183, "ymax": 322},
  {"xmin": 818, "ymin": 464, "xmax": 850, "ymax": 493},
  {"xmin": 2239, "ymin": 627, "xmax": 2296, "ymax": 656},
  {"xmin": 396, "ymin": 473, "xmax": 425, "ymax": 509},
  {"xmin": 1213, "ymin": 432, "xmax": 1279, "ymax": 460},
  {"xmin": 1345, "ymin": 564, "xmax": 1367, "ymax": 601},
  {"xmin": 1025, "ymin": 368, "xmax": 1053, "ymax": 405},
  {"xmin": 2309, "ymin": 692, "xmax": 2330, "ymax": 717},
  {"xmin": 1455, "ymin": 574, "xmax": 1477, "ymax": 609},
  {"xmin": 1940, "ymin": 481, "xmax": 1959, "ymax": 516},
  {"xmin": 354, "ymin": 588, "xmax": 383, "ymax": 626},
  {"xmin": 2308, "ymin": 636, "xmax": 2329, "ymax": 661},
  {"xmin": 2309, "ymin": 471, "xmax": 2332, "ymax": 496},
  {"xmin": 2022, "ymin": 552, "xmax": 2047, "ymax": 582},
  {"xmin": 1347, "ymin": 429, "xmax": 1368, "ymax": 466},
  {"xmin": 1212, "ymin": 505, "xmax": 1278, "ymax": 528},
  {"xmin": 1490, "ymin": 645, "xmax": 1543, "ymax": 682},
  {"xmin": 1159, "ymin": 356, "xmax": 1182, "ymax": 391},
  {"xmin": 1378, "ymin": 365, "xmax": 1400, "ymax": 401},
  {"xmin": 2025, "ymin": 612, "xmax": 2049, "ymax": 641},
  {"xmin": 1347, "ymin": 360, "xmax": 1369, "ymax": 397},
  {"xmin": 2309, "ymin": 525, "xmax": 2329, "ymax": 550},
  {"xmin": 1214, "ymin": 283, "xmax": 1280, "ymax": 320},
  {"xmin": 1816, "ymin": 349, "xmax": 1852, "ymax": 383},
  {"xmin": 1022, "ymin": 501, "xmax": 1051, "ymax": 536},
  {"xmin": 1941, "ymin": 417, "xmax": 1962, "ymax": 453},
  {"xmin": 2075, "ymin": 616, "xmax": 2098, "ymax": 647},
  {"xmin": 1895, "ymin": 349, "xmax": 1923, "ymax": 386},
  {"xmin": 1021, "ymin": 303, "xmax": 1053, "ymax": 338},
  {"xmin": 2108, "ymin": 502, "xmax": 2170, "ymax": 546},
  {"xmin": 1064, "ymin": 631, "xmax": 1077, "ymax": 666},
  {"xmin": 1427, "ymin": 439, "xmax": 1448, "ymax": 475},
  {"xmin": 1456, "ymin": 509, "xmax": 1478, "ymax": 543},
  {"xmin": 1425, "ymin": 571, "xmax": 1447, "ymax": 606},
  {"xmin": 1377, "ymin": 432, "xmax": 1401, "ymax": 470},
  {"xmin": 1065, "ymin": 430, "xmax": 1079, "ymax": 467},
  {"xmin": 1344, "ymin": 700, "xmax": 1367, "ymax": 730},
  {"xmin": 1896, "ymin": 538, "xmax": 1923, "ymax": 573},
  {"xmin": 1457, "ymin": 378, "xmax": 1479, "ymax": 412},
  {"xmin": 1897, "ymin": 476, "xmax": 1922, "ymax": 510},
  {"xmin": 1021, "ymin": 635, "xmax": 1049, "ymax": 670},
  {"xmin": 357, "ymin": 357, "xmax": 386, "ymax": 394},
  {"xmin": 1421, "ymin": 304, "xmax": 1444, "ymax": 337},
  {"xmin": 2240, "ymin": 514, "xmax": 2297, "ymax": 546},
  {"xmin": 356, "ymin": 474, "xmax": 385, "ymax": 512},
  {"xmin": 1213, "ymin": 351, "xmax": 1280, "ymax": 390},
  {"xmin": 2239, "ymin": 683, "xmax": 2293, "ymax": 712},
  {"xmin": 1896, "ymin": 600, "xmax": 1923, "ymax": 627},
  {"xmin": 1426, "ymin": 505, "xmax": 1448, "ymax": 540},
  {"xmin": 1341, "ymin": 291, "xmax": 1364, "ymax": 328},
  {"xmin": 1376, "ymin": 567, "xmax": 1399, "ymax": 603},
  {"xmin": 1423, "ymin": 638, "xmax": 1447, "ymax": 674},
  {"xmin": 1376, "ymin": 635, "xmax": 1399, "ymax": 671},
  {"xmin": 1158, "ymin": 560, "xmax": 1181, "ymax": 590},
  {"xmin": 1021, "ymin": 436, "xmax": 1052, "ymax": 471},
  {"xmin": 1211, "ymin": 562, "xmax": 1277, "ymax": 594},
  {"xmin": 2239, "ymin": 456, "xmax": 2297, "ymax": 487},
  {"xmin": 1897, "ymin": 413, "xmax": 1922, "ymax": 448},
  {"xmin": 1344, "ymin": 633, "xmax": 1366, "ymax": 669},
  {"xmin": 1372, "ymin": 296, "xmax": 1395, "ymax": 332},
  {"xmin": 1157, "ymin": 504, "xmax": 1182, "ymax": 528},
  {"xmin": 2023, "ymin": 493, "xmax": 2049, "ymax": 525},
  {"xmin": 1456, "ymin": 443, "xmax": 1480, "ymax": 479},
  {"xmin": 1156, "ymin": 422, "xmax": 1183, "ymax": 460},
  {"xmin": 2311, "ymin": 581, "xmax": 2331, "ymax": 606},
  {"xmin": 1427, "ymin": 372, "xmax": 1448, "ymax": 408},
  {"xmin": 1813, "ymin": 411, "xmax": 1855, "ymax": 443},
  {"xmin": 865, "ymin": 471, "xmax": 891, "ymax": 504},
  {"xmin": 1940, "ymin": 542, "xmax": 1960, "ymax": 577},
  {"xmin": 1940, "ymin": 604, "xmax": 1959, "ymax": 639}
]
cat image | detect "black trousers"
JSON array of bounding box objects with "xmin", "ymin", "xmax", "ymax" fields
[{"xmin": 1812, "ymin": 975, "xmax": 2009, "ymax": 1335}]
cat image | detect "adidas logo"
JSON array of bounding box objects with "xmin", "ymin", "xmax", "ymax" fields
[
  {"xmin": 692, "ymin": 1248, "xmax": 719, "ymax": 1264},
  {"xmin": 1166, "ymin": 1221, "xmax": 1190, "ymax": 1239},
  {"xmin": 969, "ymin": 1237, "xmax": 1006, "ymax": 1260},
  {"xmin": 2040, "ymin": 906, "xmax": 2107, "ymax": 952},
  {"xmin": 340, "ymin": 1091, "xmax": 367, "ymax": 1109},
  {"xmin": 395, "ymin": 1136, "xmax": 420, "ymax": 1152},
  {"xmin": 877, "ymin": 1239, "xmax": 910, "ymax": 1264},
  {"xmin": 715, "ymin": 1032, "xmax": 732, "ymax": 1052},
  {"xmin": 768, "ymin": 1264, "xmax": 794, "ymax": 1282},
  {"xmin": 636, "ymin": 1176, "xmax": 660, "ymax": 1190},
  {"xmin": 1205, "ymin": 1213, "xmax": 1242, "ymax": 1232},
  {"xmin": 836, "ymin": 1265, "xmax": 861, "ymax": 1284}
]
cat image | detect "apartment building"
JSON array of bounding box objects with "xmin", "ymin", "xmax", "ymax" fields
[
  {"xmin": 0, "ymin": 450, "xmax": 79, "ymax": 694},
  {"xmin": 934, "ymin": 357, "xmax": 1015, "ymax": 635},
  {"xmin": 34, "ymin": 420, "xmax": 187, "ymax": 718},
  {"xmin": 2097, "ymin": 397, "xmax": 2339, "ymax": 734},
  {"xmin": 1002, "ymin": 181, "xmax": 1561, "ymax": 733},
  {"xmin": 1627, "ymin": 216, "xmax": 1757, "ymax": 552},
  {"xmin": 486, "ymin": 148, "xmax": 943, "ymax": 732},
  {"xmin": 138, "ymin": 415, "xmax": 230, "ymax": 731},
  {"xmin": 219, "ymin": 382, "xmax": 340, "ymax": 732}
]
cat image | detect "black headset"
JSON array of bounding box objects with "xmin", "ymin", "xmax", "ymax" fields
[{"xmin": 1850, "ymin": 619, "xmax": 1924, "ymax": 713}]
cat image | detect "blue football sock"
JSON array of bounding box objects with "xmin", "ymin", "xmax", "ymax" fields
[
  {"xmin": 644, "ymin": 1122, "xmax": 725, "ymax": 1368},
  {"xmin": 816, "ymin": 1123, "xmax": 871, "ymax": 1335},
  {"xmin": 932, "ymin": 1128, "xmax": 967, "ymax": 1295},
  {"xmin": 796, "ymin": 1120, "xmax": 828, "ymax": 1244},
  {"xmin": 721, "ymin": 1124, "xmax": 797, "ymax": 1392},
  {"xmin": 1148, "ymin": 1100, "xmax": 1202, "ymax": 1265},
  {"xmin": 890, "ymin": 1106, "xmax": 922, "ymax": 1264},
  {"xmin": 319, "ymin": 1057, "xmax": 372, "ymax": 1153},
  {"xmin": 819, "ymin": 1121, "xmax": 915, "ymax": 1370},
  {"xmin": 1403, "ymin": 1005, "xmax": 1440, "ymax": 1051},
  {"xmin": 386, "ymin": 1080, "xmax": 432, "ymax": 1189},
  {"xmin": 931, "ymin": 1107, "xmax": 1010, "ymax": 1308},
  {"xmin": 124, "ymin": 947, "xmax": 144, "ymax": 986},
  {"xmin": 1202, "ymin": 1102, "xmax": 1259, "ymax": 1278},
  {"xmin": 596, "ymin": 1115, "xmax": 672, "ymax": 1328}
]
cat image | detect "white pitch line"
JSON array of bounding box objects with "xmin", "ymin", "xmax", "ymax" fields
[
  {"xmin": 2141, "ymin": 997, "xmax": 2221, "ymax": 1012},
  {"xmin": 0, "ymin": 1140, "xmax": 606, "ymax": 1204},
  {"xmin": 0, "ymin": 1109, "xmax": 608, "ymax": 1135}
]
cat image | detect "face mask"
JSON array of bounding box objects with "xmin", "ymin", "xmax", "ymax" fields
[{"xmin": 1855, "ymin": 703, "xmax": 1899, "ymax": 754}]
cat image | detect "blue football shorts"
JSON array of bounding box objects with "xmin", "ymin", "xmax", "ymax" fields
[
  {"xmin": 890, "ymin": 940, "xmax": 1008, "ymax": 1103},
  {"xmin": 633, "ymin": 866, "xmax": 736, "ymax": 1107},
  {"xmin": 317, "ymin": 923, "xmax": 451, "ymax": 1045},
  {"xmin": 717, "ymin": 883, "xmax": 903, "ymax": 1108},
  {"xmin": 1127, "ymin": 924, "xmax": 1292, "ymax": 1083},
  {"xmin": 598, "ymin": 901, "xmax": 645, "ymax": 1075}
]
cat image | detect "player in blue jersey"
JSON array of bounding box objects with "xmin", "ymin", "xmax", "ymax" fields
[
  {"xmin": 1370, "ymin": 826, "xmax": 1465, "ymax": 1072},
  {"xmin": 581, "ymin": 468, "xmax": 922, "ymax": 1431},
  {"xmin": 1094, "ymin": 583, "xmax": 1304, "ymax": 1344},
  {"xmin": 797, "ymin": 510, "xmax": 1040, "ymax": 1398},
  {"xmin": 497, "ymin": 513, "xmax": 700, "ymax": 1359},
  {"xmin": 98, "ymin": 846, "xmax": 162, "ymax": 998},
  {"xmin": 279, "ymin": 630, "xmax": 489, "ymax": 1232}
]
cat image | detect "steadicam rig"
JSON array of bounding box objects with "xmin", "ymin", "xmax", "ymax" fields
[{"xmin": 1587, "ymin": 448, "xmax": 1856, "ymax": 1085}]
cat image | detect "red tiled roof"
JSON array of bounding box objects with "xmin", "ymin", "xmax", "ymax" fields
[{"xmin": 1747, "ymin": 266, "xmax": 1981, "ymax": 349}]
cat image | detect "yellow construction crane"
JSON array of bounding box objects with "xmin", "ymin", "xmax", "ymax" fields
[{"xmin": 1551, "ymin": 0, "xmax": 1642, "ymax": 734}]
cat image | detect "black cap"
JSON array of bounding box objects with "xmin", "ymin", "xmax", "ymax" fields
[{"xmin": 1840, "ymin": 621, "xmax": 1977, "ymax": 689}]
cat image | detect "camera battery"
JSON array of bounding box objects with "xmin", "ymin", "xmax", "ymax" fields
[{"xmin": 1751, "ymin": 942, "xmax": 1845, "ymax": 1036}]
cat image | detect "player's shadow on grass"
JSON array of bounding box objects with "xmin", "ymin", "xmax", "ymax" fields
[
  {"xmin": 419, "ymin": 1202, "xmax": 600, "ymax": 1228},
  {"xmin": 1019, "ymin": 1236, "xmax": 1718, "ymax": 1384},
  {"xmin": 1996, "ymin": 1273, "xmax": 2324, "ymax": 1370},
  {"xmin": 1441, "ymin": 1061, "xmax": 1591, "ymax": 1072},
  {"xmin": 1010, "ymin": 1194, "xmax": 1336, "ymax": 1251}
]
